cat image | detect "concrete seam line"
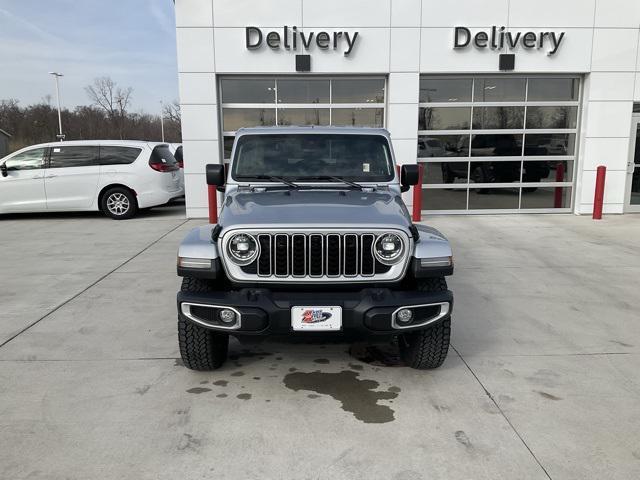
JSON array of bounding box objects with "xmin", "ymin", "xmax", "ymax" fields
[
  {"xmin": 0, "ymin": 219, "xmax": 190, "ymax": 350},
  {"xmin": 451, "ymin": 345, "xmax": 554, "ymax": 480}
]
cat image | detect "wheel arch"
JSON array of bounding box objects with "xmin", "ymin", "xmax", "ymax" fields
[{"xmin": 97, "ymin": 184, "xmax": 137, "ymax": 211}]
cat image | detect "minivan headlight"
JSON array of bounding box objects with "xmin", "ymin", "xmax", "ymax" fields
[
  {"xmin": 227, "ymin": 233, "xmax": 259, "ymax": 265},
  {"xmin": 373, "ymin": 233, "xmax": 404, "ymax": 265}
]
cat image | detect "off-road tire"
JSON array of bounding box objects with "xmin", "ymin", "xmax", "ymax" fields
[
  {"xmin": 399, "ymin": 277, "xmax": 451, "ymax": 370},
  {"xmin": 100, "ymin": 187, "xmax": 138, "ymax": 220},
  {"xmin": 178, "ymin": 277, "xmax": 229, "ymax": 371}
]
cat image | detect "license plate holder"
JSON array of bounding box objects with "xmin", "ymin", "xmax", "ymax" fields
[{"xmin": 291, "ymin": 306, "xmax": 342, "ymax": 331}]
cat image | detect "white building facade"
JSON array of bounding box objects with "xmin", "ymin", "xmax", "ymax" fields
[{"xmin": 174, "ymin": 0, "xmax": 640, "ymax": 218}]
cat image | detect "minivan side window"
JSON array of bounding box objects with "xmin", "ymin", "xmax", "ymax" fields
[
  {"xmin": 4, "ymin": 148, "xmax": 46, "ymax": 171},
  {"xmin": 49, "ymin": 146, "xmax": 99, "ymax": 168},
  {"xmin": 99, "ymin": 146, "xmax": 142, "ymax": 165}
]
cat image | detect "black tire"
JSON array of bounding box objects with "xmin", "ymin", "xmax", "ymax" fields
[
  {"xmin": 399, "ymin": 277, "xmax": 451, "ymax": 370},
  {"xmin": 178, "ymin": 277, "xmax": 229, "ymax": 371},
  {"xmin": 100, "ymin": 187, "xmax": 138, "ymax": 220}
]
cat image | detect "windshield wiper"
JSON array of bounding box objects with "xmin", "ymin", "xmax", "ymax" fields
[
  {"xmin": 292, "ymin": 175, "xmax": 365, "ymax": 190},
  {"xmin": 236, "ymin": 175, "xmax": 300, "ymax": 189}
]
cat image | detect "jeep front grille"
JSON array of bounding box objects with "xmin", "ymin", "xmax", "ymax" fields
[{"xmin": 220, "ymin": 229, "xmax": 411, "ymax": 283}]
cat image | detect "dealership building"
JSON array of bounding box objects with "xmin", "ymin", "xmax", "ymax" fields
[{"xmin": 174, "ymin": 0, "xmax": 640, "ymax": 217}]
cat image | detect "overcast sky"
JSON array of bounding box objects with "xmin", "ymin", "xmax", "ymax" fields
[{"xmin": 0, "ymin": 0, "xmax": 178, "ymax": 113}]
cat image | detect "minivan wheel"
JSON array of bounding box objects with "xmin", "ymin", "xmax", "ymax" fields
[
  {"xmin": 399, "ymin": 277, "xmax": 451, "ymax": 370},
  {"xmin": 101, "ymin": 187, "xmax": 138, "ymax": 220}
]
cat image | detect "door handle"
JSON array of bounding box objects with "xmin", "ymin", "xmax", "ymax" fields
[
  {"xmin": 45, "ymin": 174, "xmax": 57, "ymax": 178},
  {"xmin": 32, "ymin": 175, "xmax": 43, "ymax": 179}
]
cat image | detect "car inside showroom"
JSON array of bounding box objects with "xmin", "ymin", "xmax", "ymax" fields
[{"xmin": 174, "ymin": 0, "xmax": 640, "ymax": 218}]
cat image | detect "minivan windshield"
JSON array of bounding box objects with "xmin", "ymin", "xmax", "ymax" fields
[{"xmin": 231, "ymin": 134, "xmax": 394, "ymax": 182}]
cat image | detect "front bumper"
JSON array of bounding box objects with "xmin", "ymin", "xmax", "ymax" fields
[{"xmin": 177, "ymin": 287, "xmax": 453, "ymax": 336}]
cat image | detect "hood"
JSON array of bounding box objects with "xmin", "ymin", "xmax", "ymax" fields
[{"xmin": 219, "ymin": 189, "xmax": 412, "ymax": 229}]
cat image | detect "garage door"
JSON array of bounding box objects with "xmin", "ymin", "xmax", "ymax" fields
[
  {"xmin": 219, "ymin": 77, "xmax": 386, "ymax": 161},
  {"xmin": 418, "ymin": 76, "xmax": 579, "ymax": 213}
]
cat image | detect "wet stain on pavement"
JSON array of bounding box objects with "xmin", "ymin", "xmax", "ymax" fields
[
  {"xmin": 289, "ymin": 367, "xmax": 297, "ymax": 372},
  {"xmin": 313, "ymin": 358, "xmax": 330, "ymax": 364},
  {"xmin": 216, "ymin": 393, "xmax": 228, "ymax": 398},
  {"xmin": 176, "ymin": 433, "xmax": 201, "ymax": 452},
  {"xmin": 199, "ymin": 380, "xmax": 208, "ymax": 384},
  {"xmin": 230, "ymin": 371, "xmax": 245, "ymax": 377},
  {"xmin": 348, "ymin": 363, "xmax": 364, "ymax": 371},
  {"xmin": 307, "ymin": 394, "xmax": 320, "ymax": 399},
  {"xmin": 212, "ymin": 380, "xmax": 228, "ymax": 387},
  {"xmin": 535, "ymin": 390, "xmax": 562, "ymax": 401},
  {"xmin": 283, "ymin": 370, "xmax": 399, "ymax": 423},
  {"xmin": 186, "ymin": 387, "xmax": 211, "ymax": 394},
  {"xmin": 454, "ymin": 430, "xmax": 472, "ymax": 449},
  {"xmin": 253, "ymin": 377, "xmax": 261, "ymax": 380},
  {"xmin": 610, "ymin": 340, "xmax": 633, "ymax": 348},
  {"xmin": 237, "ymin": 393, "xmax": 252, "ymax": 400},
  {"xmin": 135, "ymin": 385, "xmax": 151, "ymax": 395}
]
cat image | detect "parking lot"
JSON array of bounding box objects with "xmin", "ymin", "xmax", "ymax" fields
[{"xmin": 1, "ymin": 206, "xmax": 639, "ymax": 480}]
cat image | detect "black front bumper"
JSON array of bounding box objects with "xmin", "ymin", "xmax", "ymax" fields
[{"xmin": 177, "ymin": 287, "xmax": 453, "ymax": 337}]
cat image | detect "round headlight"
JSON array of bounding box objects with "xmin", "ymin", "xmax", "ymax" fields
[
  {"xmin": 227, "ymin": 233, "xmax": 259, "ymax": 265},
  {"xmin": 373, "ymin": 233, "xmax": 404, "ymax": 265}
]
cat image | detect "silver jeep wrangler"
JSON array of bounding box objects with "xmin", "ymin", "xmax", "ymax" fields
[{"xmin": 176, "ymin": 127, "xmax": 454, "ymax": 370}]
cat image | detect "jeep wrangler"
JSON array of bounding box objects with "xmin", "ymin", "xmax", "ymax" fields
[{"xmin": 176, "ymin": 127, "xmax": 454, "ymax": 370}]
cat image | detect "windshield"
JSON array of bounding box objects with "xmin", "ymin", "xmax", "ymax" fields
[{"xmin": 231, "ymin": 134, "xmax": 394, "ymax": 182}]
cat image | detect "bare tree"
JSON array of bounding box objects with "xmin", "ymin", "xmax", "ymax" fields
[
  {"xmin": 163, "ymin": 100, "xmax": 181, "ymax": 123},
  {"xmin": 85, "ymin": 77, "xmax": 133, "ymax": 139}
]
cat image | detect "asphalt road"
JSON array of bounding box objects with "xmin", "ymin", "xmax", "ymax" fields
[{"xmin": 1, "ymin": 205, "xmax": 639, "ymax": 479}]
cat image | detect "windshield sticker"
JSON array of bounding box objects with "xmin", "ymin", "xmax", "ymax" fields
[
  {"xmin": 362, "ymin": 163, "xmax": 370, "ymax": 172},
  {"xmin": 53, "ymin": 148, "xmax": 61, "ymax": 153}
]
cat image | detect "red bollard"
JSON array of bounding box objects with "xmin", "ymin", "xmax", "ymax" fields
[
  {"xmin": 412, "ymin": 164, "xmax": 424, "ymax": 222},
  {"xmin": 208, "ymin": 184, "xmax": 218, "ymax": 224},
  {"xmin": 592, "ymin": 165, "xmax": 606, "ymax": 220},
  {"xmin": 553, "ymin": 162, "xmax": 565, "ymax": 208}
]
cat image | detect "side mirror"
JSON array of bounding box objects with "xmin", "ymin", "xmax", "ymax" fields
[
  {"xmin": 400, "ymin": 164, "xmax": 419, "ymax": 192},
  {"xmin": 206, "ymin": 164, "xmax": 225, "ymax": 186},
  {"xmin": 0, "ymin": 163, "xmax": 7, "ymax": 178}
]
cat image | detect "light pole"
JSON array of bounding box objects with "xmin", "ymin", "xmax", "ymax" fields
[
  {"xmin": 48, "ymin": 72, "xmax": 64, "ymax": 141},
  {"xmin": 160, "ymin": 100, "xmax": 165, "ymax": 142}
]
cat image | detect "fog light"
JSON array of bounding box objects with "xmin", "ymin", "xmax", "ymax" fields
[
  {"xmin": 396, "ymin": 308, "xmax": 414, "ymax": 325},
  {"xmin": 219, "ymin": 309, "xmax": 237, "ymax": 324}
]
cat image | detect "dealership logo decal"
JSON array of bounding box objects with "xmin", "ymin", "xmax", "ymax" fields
[
  {"xmin": 454, "ymin": 26, "xmax": 565, "ymax": 56},
  {"xmin": 246, "ymin": 26, "xmax": 359, "ymax": 56},
  {"xmin": 301, "ymin": 309, "xmax": 332, "ymax": 324}
]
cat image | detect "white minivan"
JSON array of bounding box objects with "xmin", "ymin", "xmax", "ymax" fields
[{"xmin": 0, "ymin": 140, "xmax": 184, "ymax": 219}]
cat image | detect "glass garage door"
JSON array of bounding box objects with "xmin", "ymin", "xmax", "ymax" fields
[
  {"xmin": 220, "ymin": 77, "xmax": 386, "ymax": 161},
  {"xmin": 418, "ymin": 76, "xmax": 580, "ymax": 213}
]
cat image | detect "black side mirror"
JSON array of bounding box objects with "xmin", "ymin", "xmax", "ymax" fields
[
  {"xmin": 400, "ymin": 164, "xmax": 419, "ymax": 192},
  {"xmin": 0, "ymin": 163, "xmax": 7, "ymax": 178},
  {"xmin": 206, "ymin": 164, "xmax": 225, "ymax": 186}
]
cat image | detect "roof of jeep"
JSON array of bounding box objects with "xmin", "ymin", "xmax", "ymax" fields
[{"xmin": 234, "ymin": 126, "xmax": 391, "ymax": 137}]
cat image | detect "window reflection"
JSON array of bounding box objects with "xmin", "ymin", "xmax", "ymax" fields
[
  {"xmin": 526, "ymin": 106, "xmax": 577, "ymax": 129},
  {"xmin": 527, "ymin": 78, "xmax": 579, "ymax": 101},
  {"xmin": 521, "ymin": 187, "xmax": 571, "ymax": 208},
  {"xmin": 222, "ymin": 108, "xmax": 276, "ymax": 131},
  {"xmin": 331, "ymin": 108, "xmax": 384, "ymax": 127},
  {"xmin": 332, "ymin": 79, "xmax": 384, "ymax": 103},
  {"xmin": 421, "ymin": 188, "xmax": 468, "ymax": 210},
  {"xmin": 468, "ymin": 188, "xmax": 520, "ymax": 209},
  {"xmin": 221, "ymin": 79, "xmax": 275, "ymax": 103},
  {"xmin": 469, "ymin": 161, "xmax": 521, "ymax": 184},
  {"xmin": 423, "ymin": 162, "xmax": 468, "ymax": 184},
  {"xmin": 472, "ymin": 107, "xmax": 524, "ymax": 129},
  {"xmin": 419, "ymin": 107, "xmax": 471, "ymax": 130},
  {"xmin": 277, "ymin": 79, "xmax": 330, "ymax": 103},
  {"xmin": 277, "ymin": 109, "xmax": 330, "ymax": 126},
  {"xmin": 470, "ymin": 134, "xmax": 523, "ymax": 156},
  {"xmin": 418, "ymin": 135, "xmax": 469, "ymax": 158},
  {"xmin": 473, "ymin": 78, "xmax": 526, "ymax": 102},
  {"xmin": 419, "ymin": 78, "xmax": 472, "ymax": 103},
  {"xmin": 524, "ymin": 134, "xmax": 575, "ymax": 156}
]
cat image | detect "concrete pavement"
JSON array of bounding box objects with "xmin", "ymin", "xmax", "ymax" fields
[{"xmin": 0, "ymin": 207, "xmax": 639, "ymax": 479}]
